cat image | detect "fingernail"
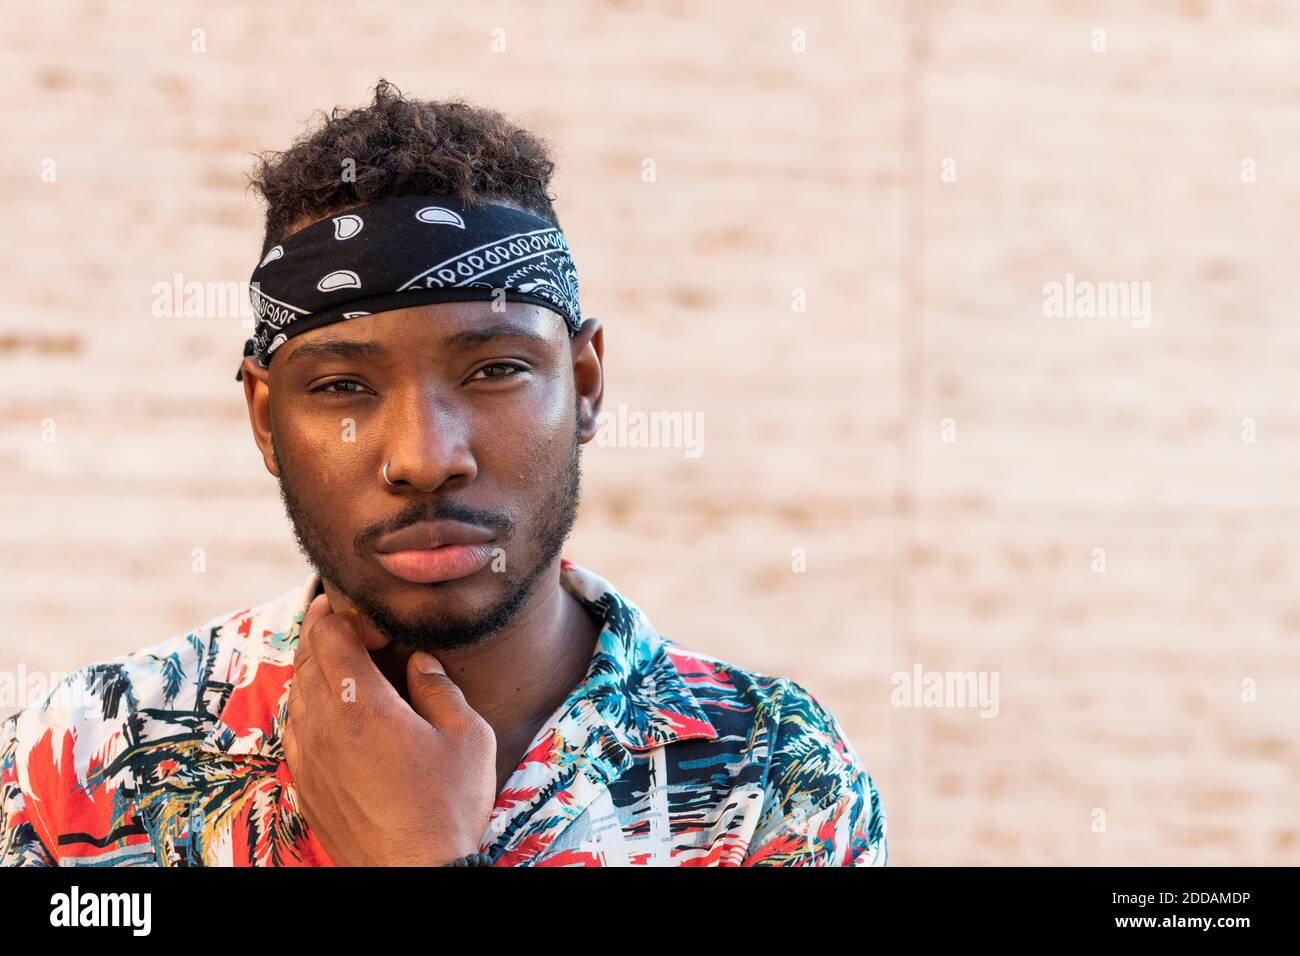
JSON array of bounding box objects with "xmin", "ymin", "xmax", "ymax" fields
[{"xmin": 412, "ymin": 651, "xmax": 442, "ymax": 674}]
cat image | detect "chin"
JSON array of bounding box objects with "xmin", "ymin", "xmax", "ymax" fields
[
  {"xmin": 380, "ymin": 572, "xmax": 493, "ymax": 610},
  {"xmin": 361, "ymin": 590, "xmax": 490, "ymax": 647}
]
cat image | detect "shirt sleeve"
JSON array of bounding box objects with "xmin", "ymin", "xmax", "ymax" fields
[
  {"xmin": 742, "ymin": 680, "xmax": 888, "ymax": 867},
  {"xmin": 0, "ymin": 712, "xmax": 58, "ymax": 867}
]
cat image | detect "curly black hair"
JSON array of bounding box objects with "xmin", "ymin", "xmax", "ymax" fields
[{"xmin": 246, "ymin": 78, "xmax": 561, "ymax": 256}]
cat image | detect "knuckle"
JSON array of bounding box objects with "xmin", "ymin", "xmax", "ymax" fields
[
  {"xmin": 448, "ymin": 710, "xmax": 496, "ymax": 751},
  {"xmin": 422, "ymin": 673, "xmax": 461, "ymax": 695},
  {"xmin": 303, "ymin": 618, "xmax": 343, "ymax": 648}
]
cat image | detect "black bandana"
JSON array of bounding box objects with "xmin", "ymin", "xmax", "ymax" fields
[{"xmin": 236, "ymin": 195, "xmax": 581, "ymax": 380}]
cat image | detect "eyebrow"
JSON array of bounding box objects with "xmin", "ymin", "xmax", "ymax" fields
[{"xmin": 284, "ymin": 322, "xmax": 552, "ymax": 367}]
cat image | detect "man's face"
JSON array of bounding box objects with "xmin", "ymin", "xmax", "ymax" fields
[{"xmin": 254, "ymin": 301, "xmax": 593, "ymax": 654}]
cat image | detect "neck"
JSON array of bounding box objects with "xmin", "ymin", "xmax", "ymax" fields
[{"xmin": 316, "ymin": 560, "xmax": 602, "ymax": 790}]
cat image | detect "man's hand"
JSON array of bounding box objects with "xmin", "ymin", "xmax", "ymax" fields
[{"xmin": 282, "ymin": 593, "xmax": 498, "ymax": 866}]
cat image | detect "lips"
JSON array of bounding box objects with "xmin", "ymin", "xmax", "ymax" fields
[
  {"xmin": 373, "ymin": 520, "xmax": 498, "ymax": 585},
  {"xmin": 373, "ymin": 520, "xmax": 496, "ymax": 554},
  {"xmin": 374, "ymin": 543, "xmax": 496, "ymax": 584}
]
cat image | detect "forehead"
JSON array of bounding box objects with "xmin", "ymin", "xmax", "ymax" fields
[{"xmin": 274, "ymin": 300, "xmax": 563, "ymax": 370}]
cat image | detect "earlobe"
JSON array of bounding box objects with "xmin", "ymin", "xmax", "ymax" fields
[
  {"xmin": 575, "ymin": 404, "xmax": 597, "ymax": 444},
  {"xmin": 261, "ymin": 437, "xmax": 280, "ymax": 479}
]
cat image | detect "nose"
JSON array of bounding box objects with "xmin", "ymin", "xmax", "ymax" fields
[{"xmin": 381, "ymin": 396, "xmax": 478, "ymax": 493}]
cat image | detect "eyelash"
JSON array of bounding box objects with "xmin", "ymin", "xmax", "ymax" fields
[
  {"xmin": 310, "ymin": 379, "xmax": 367, "ymax": 395},
  {"xmin": 309, "ymin": 363, "xmax": 527, "ymax": 395},
  {"xmin": 472, "ymin": 362, "xmax": 528, "ymax": 382}
]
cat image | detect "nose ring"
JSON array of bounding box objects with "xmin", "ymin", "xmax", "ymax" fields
[{"xmin": 383, "ymin": 459, "xmax": 437, "ymax": 493}]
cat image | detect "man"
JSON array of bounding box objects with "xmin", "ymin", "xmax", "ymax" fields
[{"xmin": 0, "ymin": 80, "xmax": 887, "ymax": 867}]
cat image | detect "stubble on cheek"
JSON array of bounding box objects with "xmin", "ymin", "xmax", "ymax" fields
[{"xmin": 270, "ymin": 424, "xmax": 358, "ymax": 586}]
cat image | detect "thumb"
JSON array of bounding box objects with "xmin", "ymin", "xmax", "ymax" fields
[{"xmin": 406, "ymin": 650, "xmax": 472, "ymax": 728}]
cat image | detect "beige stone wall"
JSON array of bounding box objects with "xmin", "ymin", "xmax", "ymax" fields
[{"xmin": 2, "ymin": 0, "xmax": 1296, "ymax": 864}]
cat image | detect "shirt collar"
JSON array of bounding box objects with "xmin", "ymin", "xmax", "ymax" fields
[
  {"xmin": 198, "ymin": 558, "xmax": 719, "ymax": 759},
  {"xmin": 552, "ymin": 558, "xmax": 719, "ymax": 753}
]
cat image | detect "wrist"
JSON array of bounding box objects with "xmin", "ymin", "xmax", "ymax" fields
[{"xmin": 442, "ymin": 850, "xmax": 494, "ymax": 866}]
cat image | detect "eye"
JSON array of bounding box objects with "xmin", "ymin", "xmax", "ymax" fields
[
  {"xmin": 469, "ymin": 362, "xmax": 528, "ymax": 382},
  {"xmin": 310, "ymin": 379, "xmax": 369, "ymax": 396}
]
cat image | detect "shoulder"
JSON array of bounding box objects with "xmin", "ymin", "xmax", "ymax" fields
[
  {"xmin": 2, "ymin": 577, "xmax": 311, "ymax": 838},
  {"xmin": 664, "ymin": 641, "xmax": 888, "ymax": 865},
  {"xmin": 665, "ymin": 640, "xmax": 864, "ymax": 774}
]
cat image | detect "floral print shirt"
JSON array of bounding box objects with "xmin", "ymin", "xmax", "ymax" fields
[{"xmin": 1, "ymin": 558, "xmax": 887, "ymax": 866}]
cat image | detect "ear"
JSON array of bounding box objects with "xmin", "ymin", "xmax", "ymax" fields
[
  {"xmin": 241, "ymin": 357, "xmax": 279, "ymax": 477},
  {"xmin": 571, "ymin": 318, "xmax": 604, "ymax": 444}
]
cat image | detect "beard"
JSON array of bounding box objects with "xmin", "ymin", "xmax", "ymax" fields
[{"xmin": 270, "ymin": 417, "xmax": 583, "ymax": 654}]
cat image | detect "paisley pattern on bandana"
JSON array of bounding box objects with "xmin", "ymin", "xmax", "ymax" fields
[
  {"xmin": 1, "ymin": 560, "xmax": 886, "ymax": 867},
  {"xmin": 238, "ymin": 195, "xmax": 583, "ymax": 381}
]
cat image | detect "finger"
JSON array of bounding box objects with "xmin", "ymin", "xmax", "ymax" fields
[
  {"xmin": 282, "ymin": 719, "xmax": 299, "ymax": 773},
  {"xmin": 294, "ymin": 593, "xmax": 332, "ymax": 669},
  {"xmin": 299, "ymin": 592, "xmax": 332, "ymax": 642},
  {"xmin": 303, "ymin": 609, "xmax": 399, "ymax": 710},
  {"xmin": 405, "ymin": 650, "xmax": 480, "ymax": 730},
  {"xmin": 291, "ymin": 633, "xmax": 324, "ymax": 705},
  {"xmin": 345, "ymin": 608, "xmax": 390, "ymax": 652},
  {"xmin": 286, "ymin": 666, "xmax": 309, "ymax": 724},
  {"xmin": 283, "ymin": 730, "xmax": 316, "ymax": 821},
  {"xmin": 293, "ymin": 591, "xmax": 341, "ymax": 698}
]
